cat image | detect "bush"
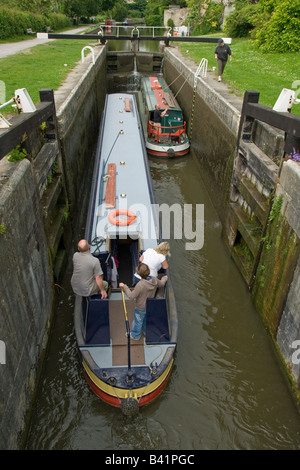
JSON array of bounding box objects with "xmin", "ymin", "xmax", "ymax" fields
[
  {"xmin": 199, "ymin": 1, "xmax": 224, "ymax": 35},
  {"xmin": 0, "ymin": 7, "xmax": 71, "ymax": 39},
  {"xmin": 46, "ymin": 13, "xmax": 72, "ymax": 31},
  {"xmin": 144, "ymin": 14, "xmax": 162, "ymax": 27},
  {"xmin": 167, "ymin": 18, "xmax": 175, "ymax": 28},
  {"xmin": 224, "ymin": 4, "xmax": 258, "ymax": 38},
  {"xmin": 254, "ymin": 1, "xmax": 300, "ymax": 52}
]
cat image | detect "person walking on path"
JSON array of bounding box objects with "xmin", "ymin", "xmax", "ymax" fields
[
  {"xmin": 214, "ymin": 38, "xmax": 232, "ymax": 82},
  {"xmin": 119, "ymin": 263, "xmax": 168, "ymax": 340},
  {"xmin": 71, "ymin": 239, "xmax": 108, "ymax": 299}
]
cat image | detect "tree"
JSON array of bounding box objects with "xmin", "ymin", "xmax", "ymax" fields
[
  {"xmin": 112, "ymin": 1, "xmax": 128, "ymax": 22},
  {"xmin": 0, "ymin": 0, "xmax": 60, "ymax": 14},
  {"xmin": 134, "ymin": 0, "xmax": 147, "ymax": 15},
  {"xmin": 98, "ymin": 0, "xmax": 116, "ymax": 11},
  {"xmin": 144, "ymin": 0, "xmax": 164, "ymax": 26},
  {"xmin": 255, "ymin": 0, "xmax": 300, "ymax": 52},
  {"xmin": 224, "ymin": 0, "xmax": 300, "ymax": 52}
]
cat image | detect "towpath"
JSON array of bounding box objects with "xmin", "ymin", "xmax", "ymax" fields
[{"xmin": 0, "ymin": 26, "xmax": 90, "ymax": 59}]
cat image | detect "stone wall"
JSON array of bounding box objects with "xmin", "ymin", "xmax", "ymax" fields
[
  {"xmin": 273, "ymin": 161, "xmax": 300, "ymax": 389},
  {"xmin": 0, "ymin": 158, "xmax": 53, "ymax": 449},
  {"xmin": 164, "ymin": 7, "xmax": 189, "ymax": 28}
]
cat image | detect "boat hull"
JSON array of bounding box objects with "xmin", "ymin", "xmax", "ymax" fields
[
  {"xmin": 82, "ymin": 358, "xmax": 174, "ymax": 408},
  {"xmin": 146, "ymin": 140, "xmax": 190, "ymax": 158}
]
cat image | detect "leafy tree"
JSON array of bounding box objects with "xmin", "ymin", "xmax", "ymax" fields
[
  {"xmin": 167, "ymin": 18, "xmax": 175, "ymax": 28},
  {"xmin": 100, "ymin": 0, "xmax": 116, "ymax": 11},
  {"xmin": 0, "ymin": 0, "xmax": 59, "ymax": 14},
  {"xmin": 132, "ymin": 0, "xmax": 147, "ymax": 14},
  {"xmin": 144, "ymin": 0, "xmax": 164, "ymax": 26},
  {"xmin": 185, "ymin": 0, "xmax": 205, "ymax": 25},
  {"xmin": 224, "ymin": 3, "xmax": 258, "ymax": 37},
  {"xmin": 197, "ymin": 0, "xmax": 224, "ymax": 34},
  {"xmin": 255, "ymin": 0, "xmax": 300, "ymax": 52},
  {"xmin": 112, "ymin": 1, "xmax": 128, "ymax": 22},
  {"xmin": 224, "ymin": 0, "xmax": 299, "ymax": 52}
]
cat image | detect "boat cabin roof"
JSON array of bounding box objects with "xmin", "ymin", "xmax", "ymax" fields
[
  {"xmin": 142, "ymin": 76, "xmax": 182, "ymax": 115},
  {"xmin": 89, "ymin": 94, "xmax": 159, "ymax": 254}
]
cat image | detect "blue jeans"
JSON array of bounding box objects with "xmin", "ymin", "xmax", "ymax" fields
[{"xmin": 131, "ymin": 307, "xmax": 146, "ymax": 339}]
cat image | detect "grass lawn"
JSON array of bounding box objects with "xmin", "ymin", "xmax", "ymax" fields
[
  {"xmin": 0, "ymin": 37, "xmax": 96, "ymax": 115},
  {"xmin": 177, "ymin": 36, "xmax": 300, "ymax": 116}
]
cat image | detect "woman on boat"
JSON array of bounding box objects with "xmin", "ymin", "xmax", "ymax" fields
[
  {"xmin": 119, "ymin": 263, "xmax": 168, "ymax": 340},
  {"xmin": 139, "ymin": 241, "xmax": 170, "ymax": 278}
]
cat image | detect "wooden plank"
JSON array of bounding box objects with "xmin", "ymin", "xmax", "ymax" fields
[
  {"xmin": 0, "ymin": 101, "xmax": 54, "ymax": 160},
  {"xmin": 245, "ymin": 102, "xmax": 300, "ymax": 137},
  {"xmin": 124, "ymin": 98, "xmax": 131, "ymax": 112},
  {"xmin": 109, "ymin": 300, "xmax": 145, "ymax": 366},
  {"xmin": 105, "ymin": 163, "xmax": 116, "ymax": 209}
]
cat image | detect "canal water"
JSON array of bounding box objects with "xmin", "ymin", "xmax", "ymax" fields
[{"xmin": 24, "ymin": 151, "xmax": 300, "ymax": 450}]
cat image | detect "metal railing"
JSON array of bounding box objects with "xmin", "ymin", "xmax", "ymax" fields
[{"xmin": 147, "ymin": 121, "xmax": 187, "ymax": 144}]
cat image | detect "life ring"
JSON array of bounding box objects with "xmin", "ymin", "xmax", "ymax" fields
[{"xmin": 108, "ymin": 209, "xmax": 136, "ymax": 226}]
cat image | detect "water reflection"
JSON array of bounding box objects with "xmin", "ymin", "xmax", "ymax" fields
[{"xmin": 107, "ymin": 26, "xmax": 161, "ymax": 52}]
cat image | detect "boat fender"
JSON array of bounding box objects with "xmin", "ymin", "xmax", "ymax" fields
[
  {"xmin": 108, "ymin": 209, "xmax": 136, "ymax": 226},
  {"xmin": 120, "ymin": 397, "xmax": 139, "ymax": 416},
  {"xmin": 167, "ymin": 148, "xmax": 175, "ymax": 158}
]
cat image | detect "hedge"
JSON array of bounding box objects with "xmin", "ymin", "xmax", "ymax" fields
[{"xmin": 0, "ymin": 7, "xmax": 71, "ymax": 39}]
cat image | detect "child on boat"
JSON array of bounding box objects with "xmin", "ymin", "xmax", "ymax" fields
[{"xmin": 119, "ymin": 263, "xmax": 168, "ymax": 340}]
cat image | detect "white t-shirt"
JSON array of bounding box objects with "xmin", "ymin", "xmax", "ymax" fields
[{"xmin": 141, "ymin": 248, "xmax": 166, "ymax": 277}]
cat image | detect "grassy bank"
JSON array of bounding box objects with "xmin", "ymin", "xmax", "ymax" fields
[
  {"xmin": 177, "ymin": 36, "xmax": 300, "ymax": 116},
  {"xmin": 0, "ymin": 36, "xmax": 95, "ymax": 115}
]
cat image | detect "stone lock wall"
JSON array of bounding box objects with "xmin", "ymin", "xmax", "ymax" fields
[{"xmin": 0, "ymin": 158, "xmax": 53, "ymax": 449}]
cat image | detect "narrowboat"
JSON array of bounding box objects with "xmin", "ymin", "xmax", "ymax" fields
[
  {"xmin": 73, "ymin": 93, "xmax": 178, "ymax": 415},
  {"xmin": 137, "ymin": 75, "xmax": 190, "ymax": 158}
]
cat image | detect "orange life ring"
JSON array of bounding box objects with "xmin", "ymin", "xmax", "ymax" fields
[{"xmin": 108, "ymin": 209, "xmax": 136, "ymax": 226}]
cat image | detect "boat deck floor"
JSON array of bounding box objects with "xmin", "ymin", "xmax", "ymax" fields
[{"xmin": 109, "ymin": 299, "xmax": 145, "ymax": 366}]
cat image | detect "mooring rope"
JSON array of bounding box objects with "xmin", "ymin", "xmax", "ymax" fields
[{"xmin": 173, "ymin": 73, "xmax": 190, "ymax": 100}]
